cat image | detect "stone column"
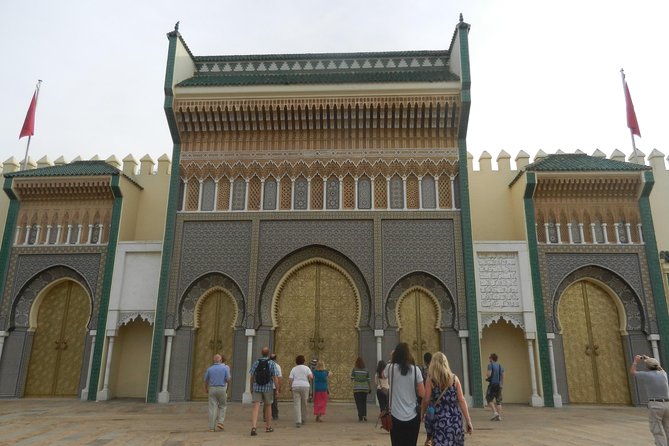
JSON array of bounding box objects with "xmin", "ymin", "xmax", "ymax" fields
[
  {"xmin": 80, "ymin": 330, "xmax": 97, "ymax": 400},
  {"xmin": 602, "ymin": 223, "xmax": 609, "ymax": 244},
  {"xmin": 97, "ymin": 330, "xmax": 116, "ymax": 401},
  {"xmin": 158, "ymin": 329, "xmax": 175, "ymax": 403},
  {"xmin": 526, "ymin": 336, "xmax": 543, "ymax": 406},
  {"xmin": 459, "ymin": 330, "xmax": 472, "ymax": 406},
  {"xmin": 625, "ymin": 223, "xmax": 632, "ymax": 244},
  {"xmin": 578, "ymin": 223, "xmax": 585, "ymax": 243},
  {"xmin": 546, "ymin": 333, "xmax": 562, "ymax": 407},
  {"xmin": 375, "ymin": 329, "xmax": 384, "ymax": 363},
  {"xmin": 567, "ymin": 223, "xmax": 574, "ymax": 244},
  {"xmin": 649, "ymin": 334, "xmax": 660, "ymax": 360},
  {"xmin": 242, "ymin": 329, "xmax": 255, "ymax": 404},
  {"xmin": 0, "ymin": 331, "xmax": 8, "ymax": 365},
  {"xmin": 637, "ymin": 223, "xmax": 644, "ymax": 243}
]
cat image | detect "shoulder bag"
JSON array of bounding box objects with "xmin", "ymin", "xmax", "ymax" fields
[{"xmin": 377, "ymin": 364, "xmax": 393, "ymax": 432}]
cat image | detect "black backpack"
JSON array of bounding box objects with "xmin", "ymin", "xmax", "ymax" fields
[{"xmin": 255, "ymin": 358, "xmax": 272, "ymax": 385}]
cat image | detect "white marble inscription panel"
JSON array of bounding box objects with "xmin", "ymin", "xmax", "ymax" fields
[{"xmin": 477, "ymin": 252, "xmax": 521, "ymax": 308}]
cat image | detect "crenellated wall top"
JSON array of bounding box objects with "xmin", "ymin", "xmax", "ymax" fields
[
  {"xmin": 4, "ymin": 149, "xmax": 669, "ymax": 177},
  {"xmin": 468, "ymin": 148, "xmax": 669, "ymax": 173},
  {"xmin": 1, "ymin": 154, "xmax": 172, "ymax": 177}
]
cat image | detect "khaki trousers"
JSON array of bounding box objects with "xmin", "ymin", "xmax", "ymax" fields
[{"xmin": 208, "ymin": 386, "xmax": 227, "ymax": 429}]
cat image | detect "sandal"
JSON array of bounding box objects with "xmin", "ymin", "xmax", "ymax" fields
[
  {"xmin": 250, "ymin": 427, "xmax": 257, "ymax": 436},
  {"xmin": 266, "ymin": 427, "xmax": 274, "ymax": 433}
]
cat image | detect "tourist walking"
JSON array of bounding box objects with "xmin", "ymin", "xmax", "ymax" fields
[
  {"xmin": 420, "ymin": 352, "xmax": 472, "ymax": 446},
  {"xmin": 375, "ymin": 360, "xmax": 389, "ymax": 412},
  {"xmin": 249, "ymin": 346, "xmax": 279, "ymax": 436},
  {"xmin": 289, "ymin": 355, "xmax": 313, "ymax": 428},
  {"xmin": 352, "ymin": 356, "xmax": 372, "ymax": 421},
  {"xmin": 269, "ymin": 353, "xmax": 282, "ymax": 420},
  {"xmin": 385, "ymin": 343, "xmax": 425, "ymax": 446},
  {"xmin": 313, "ymin": 360, "xmax": 332, "ymax": 422},
  {"xmin": 203, "ymin": 354, "xmax": 231, "ymax": 432},
  {"xmin": 630, "ymin": 354, "xmax": 669, "ymax": 446},
  {"xmin": 485, "ymin": 353, "xmax": 504, "ymax": 421}
]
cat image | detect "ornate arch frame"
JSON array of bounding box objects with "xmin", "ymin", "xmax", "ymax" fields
[
  {"xmin": 386, "ymin": 272, "xmax": 455, "ymax": 329},
  {"xmin": 11, "ymin": 265, "xmax": 95, "ymax": 330},
  {"xmin": 394, "ymin": 285, "xmax": 442, "ymax": 330},
  {"xmin": 178, "ymin": 272, "xmax": 246, "ymax": 329},
  {"xmin": 258, "ymin": 245, "xmax": 372, "ymax": 328},
  {"xmin": 193, "ymin": 286, "xmax": 239, "ymax": 329},
  {"xmin": 270, "ymin": 257, "xmax": 361, "ymax": 329},
  {"xmin": 551, "ymin": 265, "xmax": 645, "ymax": 334},
  {"xmin": 480, "ymin": 313, "xmax": 525, "ymax": 330}
]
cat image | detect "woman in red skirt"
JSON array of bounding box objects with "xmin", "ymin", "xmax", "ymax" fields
[{"xmin": 312, "ymin": 360, "xmax": 332, "ymax": 422}]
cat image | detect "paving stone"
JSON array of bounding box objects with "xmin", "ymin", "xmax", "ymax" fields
[{"xmin": 0, "ymin": 399, "xmax": 657, "ymax": 445}]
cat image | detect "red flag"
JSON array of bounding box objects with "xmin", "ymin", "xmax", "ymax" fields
[
  {"xmin": 624, "ymin": 80, "xmax": 641, "ymax": 137},
  {"xmin": 19, "ymin": 91, "xmax": 37, "ymax": 139}
]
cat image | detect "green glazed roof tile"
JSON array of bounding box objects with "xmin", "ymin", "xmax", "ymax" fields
[
  {"xmin": 4, "ymin": 160, "xmax": 122, "ymax": 178},
  {"xmin": 177, "ymin": 49, "xmax": 457, "ymax": 87},
  {"xmin": 525, "ymin": 154, "xmax": 650, "ymax": 172}
]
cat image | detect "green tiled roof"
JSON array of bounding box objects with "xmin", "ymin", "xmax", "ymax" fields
[
  {"xmin": 525, "ymin": 154, "xmax": 650, "ymax": 172},
  {"xmin": 4, "ymin": 160, "xmax": 122, "ymax": 178},
  {"xmin": 177, "ymin": 50, "xmax": 458, "ymax": 87}
]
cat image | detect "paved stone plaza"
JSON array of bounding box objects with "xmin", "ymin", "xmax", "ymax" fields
[{"xmin": 0, "ymin": 399, "xmax": 656, "ymax": 445}]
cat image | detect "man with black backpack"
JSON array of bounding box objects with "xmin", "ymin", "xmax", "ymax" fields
[{"xmin": 249, "ymin": 346, "xmax": 279, "ymax": 436}]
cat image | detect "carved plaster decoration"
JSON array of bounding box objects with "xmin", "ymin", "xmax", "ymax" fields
[
  {"xmin": 178, "ymin": 272, "xmax": 246, "ymax": 329},
  {"xmin": 180, "ymin": 158, "xmax": 459, "ymax": 182},
  {"xmin": 480, "ymin": 313, "xmax": 524, "ymax": 330},
  {"xmin": 117, "ymin": 311, "xmax": 155, "ymax": 327},
  {"xmin": 10, "ymin": 266, "xmax": 94, "ymax": 330},
  {"xmin": 477, "ymin": 252, "xmax": 521, "ymax": 310},
  {"xmin": 550, "ymin": 265, "xmax": 646, "ymax": 333},
  {"xmin": 385, "ymin": 272, "xmax": 454, "ymax": 329}
]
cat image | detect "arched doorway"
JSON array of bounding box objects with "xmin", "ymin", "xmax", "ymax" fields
[
  {"xmin": 110, "ymin": 317, "xmax": 153, "ymax": 398},
  {"xmin": 190, "ymin": 289, "xmax": 237, "ymax": 400},
  {"xmin": 25, "ymin": 280, "xmax": 91, "ymax": 397},
  {"xmin": 558, "ymin": 280, "xmax": 630, "ymax": 404},
  {"xmin": 273, "ymin": 260, "xmax": 359, "ymax": 401},
  {"xmin": 397, "ymin": 288, "xmax": 440, "ymax": 362}
]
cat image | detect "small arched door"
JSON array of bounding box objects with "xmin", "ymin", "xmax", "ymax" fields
[
  {"xmin": 190, "ymin": 290, "xmax": 237, "ymax": 400},
  {"xmin": 25, "ymin": 280, "xmax": 91, "ymax": 397},
  {"xmin": 559, "ymin": 280, "xmax": 630, "ymax": 404},
  {"xmin": 397, "ymin": 288, "xmax": 440, "ymax": 363}
]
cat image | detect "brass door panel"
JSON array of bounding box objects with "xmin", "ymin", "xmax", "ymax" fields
[
  {"xmin": 559, "ymin": 281, "xmax": 630, "ymax": 404},
  {"xmin": 586, "ymin": 283, "xmax": 630, "ymax": 405},
  {"xmin": 559, "ymin": 283, "xmax": 597, "ymax": 403},
  {"xmin": 191, "ymin": 290, "xmax": 236, "ymax": 400},
  {"xmin": 274, "ymin": 263, "xmax": 358, "ymax": 402},
  {"xmin": 398, "ymin": 290, "xmax": 440, "ymax": 363},
  {"xmin": 25, "ymin": 281, "xmax": 90, "ymax": 397}
]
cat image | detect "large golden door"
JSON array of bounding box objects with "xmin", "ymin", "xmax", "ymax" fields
[
  {"xmin": 274, "ymin": 263, "xmax": 358, "ymax": 401},
  {"xmin": 191, "ymin": 290, "xmax": 237, "ymax": 400},
  {"xmin": 398, "ymin": 289, "xmax": 441, "ymax": 363},
  {"xmin": 25, "ymin": 281, "xmax": 90, "ymax": 397},
  {"xmin": 559, "ymin": 281, "xmax": 630, "ymax": 404}
]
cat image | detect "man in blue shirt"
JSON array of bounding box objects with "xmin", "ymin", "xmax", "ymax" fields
[
  {"xmin": 203, "ymin": 354, "xmax": 231, "ymax": 432},
  {"xmin": 486, "ymin": 353, "xmax": 504, "ymax": 421},
  {"xmin": 249, "ymin": 346, "xmax": 279, "ymax": 436}
]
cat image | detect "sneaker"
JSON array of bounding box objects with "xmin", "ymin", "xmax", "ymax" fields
[{"xmin": 490, "ymin": 413, "xmax": 500, "ymax": 421}]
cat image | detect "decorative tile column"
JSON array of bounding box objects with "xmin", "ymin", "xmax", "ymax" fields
[{"xmin": 242, "ymin": 329, "xmax": 255, "ymax": 404}]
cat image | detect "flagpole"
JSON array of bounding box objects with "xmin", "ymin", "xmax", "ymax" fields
[
  {"xmin": 21, "ymin": 80, "xmax": 42, "ymax": 171},
  {"xmin": 620, "ymin": 69, "xmax": 637, "ymax": 152}
]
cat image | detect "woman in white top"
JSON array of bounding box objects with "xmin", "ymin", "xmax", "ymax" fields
[
  {"xmin": 289, "ymin": 354, "xmax": 314, "ymax": 428},
  {"xmin": 375, "ymin": 360, "xmax": 390, "ymax": 411},
  {"xmin": 385, "ymin": 342, "xmax": 425, "ymax": 446}
]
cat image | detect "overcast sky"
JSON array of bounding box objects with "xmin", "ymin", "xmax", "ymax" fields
[{"xmin": 1, "ymin": 0, "xmax": 667, "ymax": 169}]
